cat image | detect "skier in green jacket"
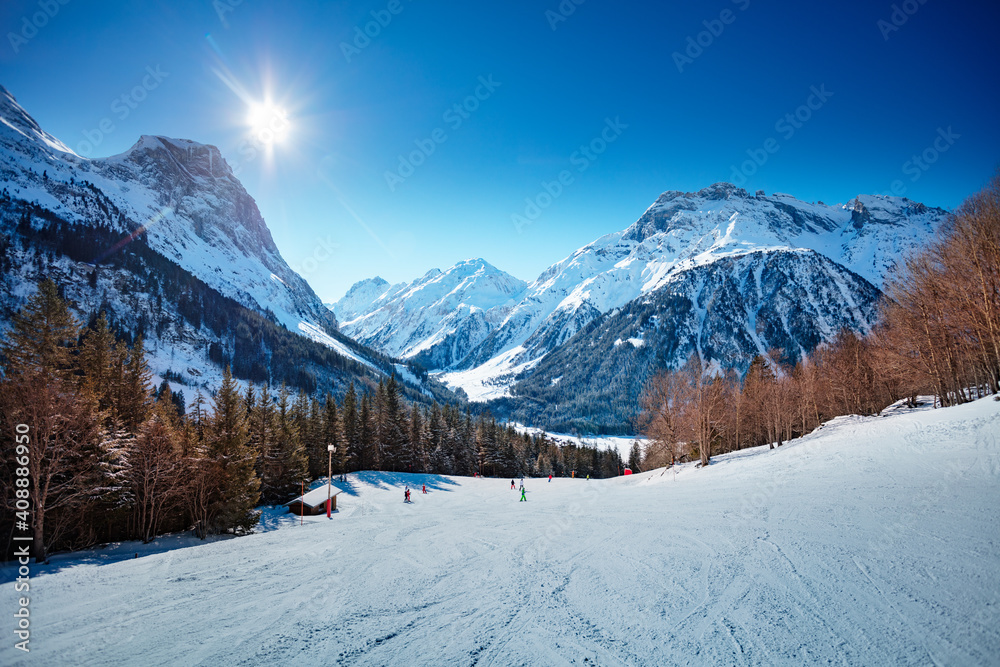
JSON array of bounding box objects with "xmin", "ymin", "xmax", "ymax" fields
[{"xmin": 520, "ymin": 487, "xmax": 527, "ymax": 502}]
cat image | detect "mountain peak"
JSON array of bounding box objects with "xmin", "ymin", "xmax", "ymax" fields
[
  {"xmin": 652, "ymin": 182, "xmax": 749, "ymax": 207},
  {"xmin": 115, "ymin": 134, "xmax": 233, "ymax": 180}
]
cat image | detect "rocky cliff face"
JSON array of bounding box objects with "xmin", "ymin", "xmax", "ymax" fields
[{"xmin": 0, "ymin": 85, "xmax": 337, "ymax": 336}]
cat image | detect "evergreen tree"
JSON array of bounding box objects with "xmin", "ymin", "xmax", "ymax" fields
[
  {"xmin": 260, "ymin": 384, "xmax": 308, "ymax": 503},
  {"xmin": 341, "ymin": 383, "xmax": 359, "ymax": 472},
  {"xmin": 247, "ymin": 382, "xmax": 275, "ymax": 483},
  {"xmin": 2, "ymin": 279, "xmax": 77, "ymax": 379},
  {"xmin": 305, "ymin": 396, "xmax": 327, "ymax": 480},
  {"xmin": 202, "ymin": 366, "xmax": 260, "ymax": 534},
  {"xmin": 322, "ymin": 393, "xmax": 344, "ymax": 478},
  {"xmin": 408, "ymin": 404, "xmax": 424, "ymax": 473},
  {"xmin": 359, "ymin": 392, "xmax": 377, "ymax": 470},
  {"xmin": 78, "ymin": 311, "xmax": 118, "ymax": 421},
  {"xmin": 119, "ymin": 334, "xmax": 153, "ymax": 433},
  {"xmin": 628, "ymin": 441, "xmax": 642, "ymax": 472}
]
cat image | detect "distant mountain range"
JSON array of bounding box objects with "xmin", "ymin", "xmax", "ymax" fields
[
  {"xmin": 332, "ymin": 182, "xmax": 947, "ymax": 431},
  {"xmin": 0, "ymin": 84, "xmax": 449, "ymax": 404}
]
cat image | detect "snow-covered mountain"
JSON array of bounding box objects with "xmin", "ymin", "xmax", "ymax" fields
[
  {"xmin": 0, "ymin": 84, "xmax": 449, "ymax": 402},
  {"xmin": 336, "ymin": 183, "xmax": 946, "ymax": 427},
  {"xmin": 331, "ymin": 258, "xmax": 527, "ymax": 369},
  {"xmin": 0, "ymin": 85, "xmax": 335, "ymax": 336}
]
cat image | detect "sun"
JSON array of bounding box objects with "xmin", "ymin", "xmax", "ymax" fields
[{"xmin": 246, "ymin": 100, "xmax": 290, "ymax": 145}]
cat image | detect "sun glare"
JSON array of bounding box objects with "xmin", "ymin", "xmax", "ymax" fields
[{"xmin": 246, "ymin": 100, "xmax": 290, "ymax": 145}]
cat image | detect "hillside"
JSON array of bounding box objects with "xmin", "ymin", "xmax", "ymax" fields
[{"xmin": 4, "ymin": 396, "xmax": 998, "ymax": 665}]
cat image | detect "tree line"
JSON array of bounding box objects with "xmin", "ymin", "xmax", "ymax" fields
[
  {"xmin": 638, "ymin": 174, "xmax": 1000, "ymax": 470},
  {"xmin": 0, "ymin": 282, "xmax": 621, "ymax": 561}
]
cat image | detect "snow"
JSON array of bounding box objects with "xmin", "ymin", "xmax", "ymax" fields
[
  {"xmin": 513, "ymin": 423, "xmax": 645, "ymax": 461},
  {"xmin": 333, "ymin": 258, "xmax": 527, "ymax": 365},
  {"xmin": 296, "ymin": 322, "xmax": 375, "ymax": 370},
  {"xmin": 405, "ymin": 185, "xmax": 945, "ymax": 402},
  {"xmin": 436, "ymin": 345, "xmax": 542, "ymax": 402},
  {"xmin": 288, "ymin": 482, "xmax": 344, "ymax": 508},
  {"xmin": 6, "ymin": 397, "xmax": 997, "ymax": 665}
]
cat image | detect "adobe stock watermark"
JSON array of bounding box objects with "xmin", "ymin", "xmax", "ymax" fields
[
  {"xmin": 7, "ymin": 0, "xmax": 71, "ymax": 55},
  {"xmin": 341, "ymin": 0, "xmax": 414, "ymax": 63},
  {"xmin": 878, "ymin": 126, "xmax": 959, "ymax": 198},
  {"xmin": 12, "ymin": 423, "xmax": 32, "ymax": 653},
  {"xmin": 729, "ymin": 84, "xmax": 833, "ymax": 187},
  {"xmin": 76, "ymin": 66, "xmax": 170, "ymax": 157},
  {"xmin": 545, "ymin": 0, "xmax": 586, "ymax": 31},
  {"xmin": 511, "ymin": 117, "xmax": 627, "ymax": 233},
  {"xmin": 673, "ymin": 0, "xmax": 751, "ymax": 73},
  {"xmin": 384, "ymin": 75, "xmax": 501, "ymax": 192},
  {"xmin": 877, "ymin": 0, "xmax": 929, "ymax": 41},
  {"xmin": 290, "ymin": 235, "xmax": 339, "ymax": 278},
  {"xmin": 230, "ymin": 106, "xmax": 291, "ymax": 177},
  {"xmin": 213, "ymin": 0, "xmax": 244, "ymax": 29}
]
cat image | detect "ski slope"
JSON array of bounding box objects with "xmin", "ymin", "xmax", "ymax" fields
[{"xmin": 3, "ymin": 398, "xmax": 999, "ymax": 665}]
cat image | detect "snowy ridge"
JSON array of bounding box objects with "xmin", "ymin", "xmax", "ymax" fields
[
  {"xmin": 507, "ymin": 248, "xmax": 885, "ymax": 429},
  {"xmin": 426, "ymin": 183, "xmax": 946, "ymax": 402},
  {"xmin": 332, "ymin": 258, "xmax": 527, "ymax": 369}
]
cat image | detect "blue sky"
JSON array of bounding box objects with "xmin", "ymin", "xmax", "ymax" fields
[{"xmin": 2, "ymin": 0, "xmax": 997, "ymax": 301}]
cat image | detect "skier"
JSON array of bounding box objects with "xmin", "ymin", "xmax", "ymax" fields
[
  {"xmin": 511, "ymin": 479, "xmax": 515, "ymax": 490},
  {"xmin": 548, "ymin": 474, "xmax": 552, "ymax": 483},
  {"xmin": 422, "ymin": 484, "xmax": 427, "ymax": 494},
  {"xmin": 404, "ymin": 487, "xmax": 411, "ymax": 503},
  {"xmin": 587, "ymin": 474, "xmax": 590, "ymax": 481},
  {"xmin": 520, "ymin": 486, "xmax": 527, "ymax": 502}
]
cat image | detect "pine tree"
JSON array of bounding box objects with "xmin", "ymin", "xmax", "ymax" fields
[
  {"xmin": 408, "ymin": 404, "xmax": 424, "ymax": 473},
  {"xmin": 260, "ymin": 384, "xmax": 308, "ymax": 503},
  {"xmin": 428, "ymin": 402, "xmax": 452, "ymax": 474},
  {"xmin": 202, "ymin": 366, "xmax": 260, "ymax": 534},
  {"xmin": 359, "ymin": 392, "xmax": 377, "ymax": 470},
  {"xmin": 247, "ymin": 382, "xmax": 276, "ymax": 484},
  {"xmin": 341, "ymin": 383, "xmax": 359, "ymax": 472},
  {"xmin": 322, "ymin": 393, "xmax": 344, "ymax": 478},
  {"xmin": 628, "ymin": 441, "xmax": 642, "ymax": 472},
  {"xmin": 191, "ymin": 388, "xmax": 207, "ymax": 442},
  {"xmin": 119, "ymin": 334, "xmax": 153, "ymax": 434},
  {"xmin": 1, "ymin": 279, "xmax": 77, "ymax": 379},
  {"xmin": 305, "ymin": 396, "xmax": 327, "ymax": 480},
  {"xmin": 382, "ymin": 375, "xmax": 408, "ymax": 471},
  {"xmin": 78, "ymin": 311, "xmax": 118, "ymax": 419}
]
